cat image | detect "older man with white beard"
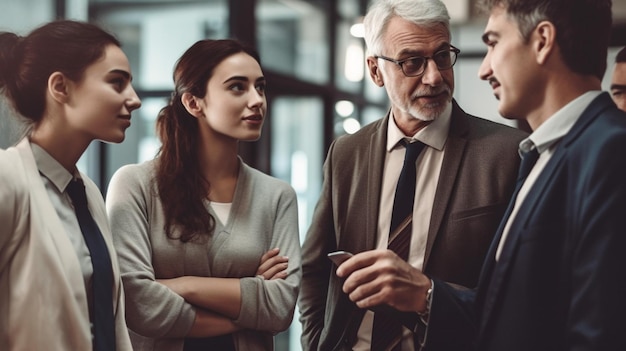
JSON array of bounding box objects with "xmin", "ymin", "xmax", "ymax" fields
[{"xmin": 298, "ymin": 0, "xmax": 528, "ymax": 350}]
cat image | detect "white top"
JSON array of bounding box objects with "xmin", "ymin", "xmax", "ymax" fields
[{"xmin": 210, "ymin": 202, "xmax": 232, "ymax": 224}]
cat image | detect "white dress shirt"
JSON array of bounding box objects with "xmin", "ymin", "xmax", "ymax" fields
[
  {"xmin": 355, "ymin": 103, "xmax": 452, "ymax": 351},
  {"xmin": 31, "ymin": 143, "xmax": 94, "ymax": 312},
  {"xmin": 496, "ymin": 91, "xmax": 602, "ymax": 260}
]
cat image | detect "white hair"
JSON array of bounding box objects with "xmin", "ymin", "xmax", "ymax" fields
[{"xmin": 363, "ymin": 0, "xmax": 451, "ymax": 56}]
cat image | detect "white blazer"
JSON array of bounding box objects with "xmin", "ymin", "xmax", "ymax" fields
[{"xmin": 0, "ymin": 138, "xmax": 132, "ymax": 350}]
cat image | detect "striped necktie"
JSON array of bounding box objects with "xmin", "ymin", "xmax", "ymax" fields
[{"xmin": 371, "ymin": 140, "xmax": 425, "ymax": 351}]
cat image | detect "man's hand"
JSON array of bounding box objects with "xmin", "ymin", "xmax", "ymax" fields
[{"xmin": 335, "ymin": 249, "xmax": 432, "ymax": 314}]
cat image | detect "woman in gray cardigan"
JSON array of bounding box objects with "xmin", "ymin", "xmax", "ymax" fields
[{"xmin": 106, "ymin": 39, "xmax": 301, "ymax": 351}]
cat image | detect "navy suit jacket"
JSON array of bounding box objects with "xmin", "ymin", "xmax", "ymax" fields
[{"xmin": 428, "ymin": 93, "xmax": 626, "ymax": 351}]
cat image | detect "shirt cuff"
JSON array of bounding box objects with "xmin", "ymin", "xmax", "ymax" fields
[{"xmin": 413, "ymin": 279, "xmax": 434, "ymax": 350}]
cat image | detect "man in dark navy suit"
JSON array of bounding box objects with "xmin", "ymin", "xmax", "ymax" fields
[{"xmin": 334, "ymin": 0, "xmax": 626, "ymax": 350}]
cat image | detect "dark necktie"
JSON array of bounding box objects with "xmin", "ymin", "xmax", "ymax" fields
[
  {"xmin": 485, "ymin": 147, "xmax": 540, "ymax": 294},
  {"xmin": 371, "ymin": 139, "xmax": 426, "ymax": 351},
  {"xmin": 515, "ymin": 148, "xmax": 540, "ymax": 192},
  {"xmin": 496, "ymin": 147, "xmax": 540, "ymax": 244},
  {"xmin": 66, "ymin": 179, "xmax": 116, "ymax": 351}
]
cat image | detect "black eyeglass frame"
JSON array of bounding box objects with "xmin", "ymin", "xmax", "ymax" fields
[{"xmin": 374, "ymin": 46, "xmax": 461, "ymax": 77}]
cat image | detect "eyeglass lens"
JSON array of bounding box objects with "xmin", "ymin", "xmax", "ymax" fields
[{"xmin": 402, "ymin": 50, "xmax": 456, "ymax": 76}]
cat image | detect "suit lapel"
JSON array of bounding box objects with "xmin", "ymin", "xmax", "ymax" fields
[
  {"xmin": 478, "ymin": 92, "xmax": 614, "ymax": 337},
  {"xmin": 478, "ymin": 150, "xmax": 565, "ymax": 335},
  {"xmin": 340, "ymin": 113, "xmax": 388, "ymax": 346},
  {"xmin": 424, "ymin": 101, "xmax": 469, "ymax": 264},
  {"xmin": 364, "ymin": 113, "xmax": 390, "ymax": 250},
  {"xmin": 475, "ymin": 182, "xmax": 519, "ymax": 333},
  {"xmin": 15, "ymin": 138, "xmax": 85, "ymax": 290}
]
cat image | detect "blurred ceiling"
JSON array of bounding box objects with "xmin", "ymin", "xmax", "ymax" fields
[
  {"xmin": 444, "ymin": 0, "xmax": 626, "ymax": 46},
  {"xmin": 90, "ymin": 0, "xmax": 626, "ymax": 46}
]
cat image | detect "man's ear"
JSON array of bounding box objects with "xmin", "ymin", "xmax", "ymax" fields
[
  {"xmin": 181, "ymin": 92, "xmax": 204, "ymax": 118},
  {"xmin": 367, "ymin": 56, "xmax": 385, "ymax": 87},
  {"xmin": 533, "ymin": 21, "xmax": 556, "ymax": 65},
  {"xmin": 48, "ymin": 72, "xmax": 70, "ymax": 104}
]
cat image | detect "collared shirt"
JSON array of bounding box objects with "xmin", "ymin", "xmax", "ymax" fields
[
  {"xmin": 496, "ymin": 91, "xmax": 602, "ymax": 260},
  {"xmin": 31, "ymin": 143, "xmax": 94, "ymax": 311},
  {"xmin": 354, "ymin": 103, "xmax": 452, "ymax": 351}
]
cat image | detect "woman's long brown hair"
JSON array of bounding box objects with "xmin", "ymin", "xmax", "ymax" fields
[{"xmin": 155, "ymin": 39, "xmax": 260, "ymax": 242}]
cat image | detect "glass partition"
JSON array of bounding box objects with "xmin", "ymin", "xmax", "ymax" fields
[
  {"xmin": 257, "ymin": 0, "xmax": 329, "ymax": 84},
  {"xmin": 93, "ymin": 0, "xmax": 228, "ymax": 189},
  {"xmin": 94, "ymin": 0, "xmax": 228, "ymax": 91},
  {"xmin": 271, "ymin": 96, "xmax": 324, "ymax": 242},
  {"xmin": 270, "ymin": 95, "xmax": 324, "ymax": 351}
]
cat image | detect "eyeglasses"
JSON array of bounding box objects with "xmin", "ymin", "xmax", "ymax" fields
[{"xmin": 375, "ymin": 46, "xmax": 461, "ymax": 77}]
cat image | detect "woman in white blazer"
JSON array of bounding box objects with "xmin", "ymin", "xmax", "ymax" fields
[{"xmin": 0, "ymin": 20, "xmax": 141, "ymax": 351}]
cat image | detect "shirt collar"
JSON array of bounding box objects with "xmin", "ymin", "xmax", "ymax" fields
[
  {"xmin": 30, "ymin": 142, "xmax": 76, "ymax": 193},
  {"xmin": 386, "ymin": 102, "xmax": 452, "ymax": 152},
  {"xmin": 521, "ymin": 91, "xmax": 602, "ymax": 155}
]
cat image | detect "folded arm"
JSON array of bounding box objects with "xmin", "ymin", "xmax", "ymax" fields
[{"xmin": 158, "ymin": 248, "xmax": 289, "ymax": 320}]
